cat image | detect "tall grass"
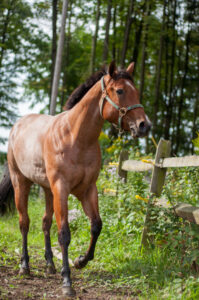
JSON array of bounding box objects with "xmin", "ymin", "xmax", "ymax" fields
[{"xmin": 1, "ymin": 166, "xmax": 199, "ymax": 299}]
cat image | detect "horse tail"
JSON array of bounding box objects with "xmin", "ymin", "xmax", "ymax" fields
[{"xmin": 0, "ymin": 162, "xmax": 15, "ymax": 215}]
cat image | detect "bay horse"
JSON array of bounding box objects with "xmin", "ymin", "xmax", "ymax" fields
[{"xmin": 0, "ymin": 62, "xmax": 151, "ymax": 297}]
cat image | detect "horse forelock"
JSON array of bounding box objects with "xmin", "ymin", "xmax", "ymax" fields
[
  {"xmin": 64, "ymin": 68, "xmax": 133, "ymax": 111},
  {"xmin": 111, "ymin": 71, "xmax": 133, "ymax": 83}
]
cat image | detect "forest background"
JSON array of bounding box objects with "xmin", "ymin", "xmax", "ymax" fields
[
  {"xmin": 0, "ymin": 0, "xmax": 199, "ymax": 157},
  {"xmin": 1, "ymin": 2, "xmax": 199, "ymax": 298}
]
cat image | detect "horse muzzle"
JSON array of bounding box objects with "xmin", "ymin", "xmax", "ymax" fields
[{"xmin": 129, "ymin": 119, "xmax": 151, "ymax": 138}]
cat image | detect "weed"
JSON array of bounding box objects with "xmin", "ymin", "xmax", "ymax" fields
[{"xmin": 1, "ymin": 165, "xmax": 199, "ymax": 299}]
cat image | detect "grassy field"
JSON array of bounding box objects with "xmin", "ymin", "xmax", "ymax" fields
[{"xmin": 1, "ymin": 166, "xmax": 199, "ymax": 299}]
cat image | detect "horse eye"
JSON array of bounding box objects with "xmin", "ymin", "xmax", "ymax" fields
[{"xmin": 116, "ymin": 89, "xmax": 123, "ymax": 95}]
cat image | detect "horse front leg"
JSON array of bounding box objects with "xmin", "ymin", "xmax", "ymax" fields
[
  {"xmin": 74, "ymin": 184, "xmax": 102, "ymax": 269},
  {"xmin": 42, "ymin": 188, "xmax": 56, "ymax": 274},
  {"xmin": 52, "ymin": 183, "xmax": 76, "ymax": 297}
]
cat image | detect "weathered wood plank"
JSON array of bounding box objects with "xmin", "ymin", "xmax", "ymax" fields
[
  {"xmin": 118, "ymin": 150, "xmax": 129, "ymax": 182},
  {"xmin": 150, "ymin": 139, "xmax": 171, "ymax": 196},
  {"xmin": 141, "ymin": 139, "xmax": 171, "ymax": 247},
  {"xmin": 122, "ymin": 160, "xmax": 153, "ymax": 172},
  {"xmin": 174, "ymin": 203, "xmax": 199, "ymax": 224},
  {"xmin": 162, "ymin": 155, "xmax": 199, "ymax": 168},
  {"xmin": 140, "ymin": 139, "xmax": 171, "ymax": 248},
  {"xmin": 122, "ymin": 155, "xmax": 199, "ymax": 173},
  {"xmin": 140, "ymin": 195, "xmax": 154, "ymax": 248}
]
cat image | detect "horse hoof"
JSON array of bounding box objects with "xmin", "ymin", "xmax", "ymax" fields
[
  {"xmin": 46, "ymin": 264, "xmax": 56, "ymax": 274},
  {"xmin": 19, "ymin": 267, "xmax": 30, "ymax": 276},
  {"xmin": 74, "ymin": 256, "xmax": 87, "ymax": 269},
  {"xmin": 62, "ymin": 286, "xmax": 76, "ymax": 297}
]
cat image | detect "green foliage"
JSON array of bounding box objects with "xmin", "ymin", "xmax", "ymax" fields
[
  {"xmin": 0, "ymin": 153, "xmax": 198, "ymax": 295},
  {"xmin": 0, "ymin": 0, "xmax": 198, "ymax": 154},
  {"xmin": 192, "ymin": 132, "xmax": 199, "ymax": 154},
  {"xmin": 0, "ymin": 151, "xmax": 7, "ymax": 164},
  {"xmin": 1, "ymin": 163, "xmax": 199, "ymax": 298},
  {"xmin": 100, "ymin": 131, "xmax": 143, "ymax": 163},
  {"xmin": 0, "ymin": 0, "xmax": 50, "ymax": 141},
  {"xmin": 163, "ymin": 167, "xmax": 199, "ymax": 206}
]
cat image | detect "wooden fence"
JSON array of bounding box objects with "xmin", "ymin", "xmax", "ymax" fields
[{"xmin": 118, "ymin": 138, "xmax": 199, "ymax": 247}]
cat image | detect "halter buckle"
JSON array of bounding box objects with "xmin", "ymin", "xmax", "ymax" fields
[{"xmin": 119, "ymin": 107, "xmax": 127, "ymax": 117}]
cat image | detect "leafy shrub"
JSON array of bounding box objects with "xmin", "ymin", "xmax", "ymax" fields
[{"xmin": 192, "ymin": 132, "xmax": 199, "ymax": 154}]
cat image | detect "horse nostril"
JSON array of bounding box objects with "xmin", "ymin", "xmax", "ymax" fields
[{"xmin": 139, "ymin": 121, "xmax": 146, "ymax": 132}]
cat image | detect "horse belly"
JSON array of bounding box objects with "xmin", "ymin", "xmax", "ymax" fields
[
  {"xmin": 9, "ymin": 114, "xmax": 52, "ymax": 188},
  {"xmin": 20, "ymin": 155, "xmax": 50, "ymax": 188}
]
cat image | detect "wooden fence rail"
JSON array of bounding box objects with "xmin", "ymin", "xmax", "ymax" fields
[
  {"xmin": 122, "ymin": 155, "xmax": 199, "ymax": 172},
  {"xmin": 118, "ymin": 138, "xmax": 199, "ymax": 247}
]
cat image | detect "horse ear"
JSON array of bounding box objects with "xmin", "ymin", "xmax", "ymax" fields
[
  {"xmin": 126, "ymin": 62, "xmax": 135, "ymax": 74},
  {"xmin": 108, "ymin": 61, "xmax": 116, "ymax": 77}
]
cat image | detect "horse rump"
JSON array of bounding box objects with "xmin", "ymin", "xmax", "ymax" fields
[{"xmin": 0, "ymin": 162, "xmax": 15, "ymax": 215}]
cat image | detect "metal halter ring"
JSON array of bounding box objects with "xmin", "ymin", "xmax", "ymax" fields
[
  {"xmin": 119, "ymin": 107, "xmax": 127, "ymax": 118},
  {"xmin": 100, "ymin": 76, "xmax": 144, "ymax": 132}
]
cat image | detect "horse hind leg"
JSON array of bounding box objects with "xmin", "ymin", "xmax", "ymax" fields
[
  {"xmin": 42, "ymin": 187, "xmax": 56, "ymax": 274},
  {"xmin": 13, "ymin": 176, "xmax": 32, "ymax": 275},
  {"xmin": 74, "ymin": 184, "xmax": 102, "ymax": 269}
]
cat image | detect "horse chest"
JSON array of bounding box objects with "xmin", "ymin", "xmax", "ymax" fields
[
  {"xmin": 70, "ymin": 165, "xmax": 99, "ymax": 197},
  {"xmin": 69, "ymin": 156, "xmax": 100, "ymax": 187},
  {"xmin": 54, "ymin": 149, "xmax": 100, "ymax": 193}
]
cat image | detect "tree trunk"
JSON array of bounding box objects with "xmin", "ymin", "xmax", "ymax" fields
[
  {"xmin": 0, "ymin": 1, "xmax": 13, "ymax": 69},
  {"xmin": 112, "ymin": 1, "xmax": 117, "ymax": 61},
  {"xmin": 116, "ymin": 3, "xmax": 125, "ymax": 65},
  {"xmin": 120, "ymin": 0, "xmax": 134, "ymax": 68},
  {"xmin": 60, "ymin": 1, "xmax": 73, "ymax": 111},
  {"xmin": 164, "ymin": 9, "xmax": 169, "ymax": 102},
  {"xmin": 131, "ymin": 19, "xmax": 143, "ymax": 72},
  {"xmin": 90, "ymin": 0, "xmax": 101, "ymax": 74},
  {"xmin": 164, "ymin": 0, "xmax": 177, "ymax": 140},
  {"xmin": 49, "ymin": 0, "xmax": 58, "ymax": 104},
  {"xmin": 191, "ymin": 50, "xmax": 199, "ymax": 154},
  {"xmin": 49, "ymin": 0, "xmax": 69, "ymax": 115},
  {"xmin": 139, "ymin": 0, "xmax": 151, "ymax": 103},
  {"xmin": 175, "ymin": 30, "xmax": 190, "ymax": 153},
  {"xmin": 102, "ymin": 0, "xmax": 112, "ymax": 64},
  {"xmin": 152, "ymin": 0, "xmax": 166, "ymax": 138},
  {"xmin": 192, "ymin": 96, "xmax": 199, "ymax": 154}
]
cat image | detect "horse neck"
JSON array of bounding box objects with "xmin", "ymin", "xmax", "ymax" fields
[{"xmin": 68, "ymin": 80, "xmax": 104, "ymax": 145}]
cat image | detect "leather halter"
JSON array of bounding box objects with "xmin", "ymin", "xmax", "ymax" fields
[{"xmin": 100, "ymin": 76, "xmax": 144, "ymax": 131}]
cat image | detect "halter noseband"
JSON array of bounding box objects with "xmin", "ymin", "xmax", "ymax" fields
[{"xmin": 100, "ymin": 76, "xmax": 144, "ymax": 131}]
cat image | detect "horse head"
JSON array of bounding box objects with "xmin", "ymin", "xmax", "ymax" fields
[{"xmin": 100, "ymin": 61, "xmax": 151, "ymax": 138}]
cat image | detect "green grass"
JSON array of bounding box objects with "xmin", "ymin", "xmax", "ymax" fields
[{"xmin": 1, "ymin": 169, "xmax": 199, "ymax": 299}]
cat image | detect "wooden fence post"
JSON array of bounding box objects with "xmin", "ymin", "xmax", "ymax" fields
[
  {"xmin": 141, "ymin": 138, "xmax": 171, "ymax": 247},
  {"xmin": 118, "ymin": 150, "xmax": 129, "ymax": 183}
]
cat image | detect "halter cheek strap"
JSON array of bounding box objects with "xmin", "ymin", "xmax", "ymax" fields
[{"xmin": 100, "ymin": 76, "xmax": 144, "ymax": 131}]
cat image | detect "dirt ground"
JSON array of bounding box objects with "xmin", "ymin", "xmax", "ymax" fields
[
  {"xmin": 0, "ymin": 261, "xmax": 138, "ymax": 300},
  {"xmin": 0, "ymin": 210, "xmax": 139, "ymax": 299}
]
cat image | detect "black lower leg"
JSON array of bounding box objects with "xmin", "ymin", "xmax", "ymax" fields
[
  {"xmin": 44, "ymin": 233, "xmax": 56, "ymax": 273},
  {"xmin": 42, "ymin": 189, "xmax": 55, "ymax": 273},
  {"xmin": 59, "ymin": 224, "xmax": 76, "ymax": 296},
  {"xmin": 86, "ymin": 218, "xmax": 102, "ymax": 260},
  {"xmin": 74, "ymin": 218, "xmax": 102, "ymax": 269},
  {"xmin": 20, "ymin": 232, "xmax": 30, "ymax": 274},
  {"xmin": 44, "ymin": 234, "xmax": 53, "ymax": 264}
]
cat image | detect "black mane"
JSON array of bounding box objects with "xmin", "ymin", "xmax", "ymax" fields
[{"xmin": 64, "ymin": 68, "xmax": 133, "ymax": 110}]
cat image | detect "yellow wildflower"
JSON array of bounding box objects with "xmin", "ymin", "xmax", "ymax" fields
[{"xmin": 135, "ymin": 195, "xmax": 148, "ymax": 203}]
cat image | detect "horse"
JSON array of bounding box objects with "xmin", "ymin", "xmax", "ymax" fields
[{"xmin": 0, "ymin": 61, "xmax": 151, "ymax": 297}]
